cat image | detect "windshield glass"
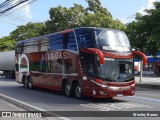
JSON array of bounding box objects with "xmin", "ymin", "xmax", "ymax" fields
[
  {"xmin": 98, "ymin": 58, "xmax": 134, "ymax": 82},
  {"xmin": 94, "ymin": 29, "xmax": 131, "ymax": 52}
]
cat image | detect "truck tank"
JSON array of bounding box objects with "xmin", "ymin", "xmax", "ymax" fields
[{"xmin": 0, "ymin": 50, "xmax": 15, "ymax": 79}]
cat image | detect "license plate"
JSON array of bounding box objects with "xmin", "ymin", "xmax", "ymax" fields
[{"xmin": 116, "ymin": 94, "xmax": 123, "ymax": 97}]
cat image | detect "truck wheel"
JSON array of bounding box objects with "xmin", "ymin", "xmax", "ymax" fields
[
  {"xmin": 74, "ymin": 83, "xmax": 82, "ymax": 99},
  {"xmin": 28, "ymin": 77, "xmax": 34, "ymax": 90},
  {"xmin": 5, "ymin": 71, "xmax": 9, "ymax": 79},
  {"xmin": 64, "ymin": 82, "xmax": 72, "ymax": 97}
]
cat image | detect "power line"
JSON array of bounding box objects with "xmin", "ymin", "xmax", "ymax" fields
[
  {"xmin": 0, "ymin": 0, "xmax": 28, "ymax": 14},
  {"xmin": 0, "ymin": 0, "xmax": 38, "ymax": 26},
  {"xmin": 0, "ymin": 0, "xmax": 37, "ymax": 17},
  {"xmin": 0, "ymin": 0, "xmax": 29, "ymax": 15}
]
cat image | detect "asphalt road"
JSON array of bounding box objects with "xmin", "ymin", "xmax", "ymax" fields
[
  {"xmin": 0, "ymin": 98, "xmax": 24, "ymax": 111},
  {"xmin": 0, "ymin": 76, "xmax": 160, "ymax": 120}
]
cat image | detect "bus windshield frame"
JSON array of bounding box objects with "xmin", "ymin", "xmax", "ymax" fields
[{"xmin": 98, "ymin": 58, "xmax": 134, "ymax": 82}]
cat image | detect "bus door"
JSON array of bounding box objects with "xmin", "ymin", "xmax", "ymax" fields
[{"xmin": 80, "ymin": 51, "xmax": 97, "ymax": 95}]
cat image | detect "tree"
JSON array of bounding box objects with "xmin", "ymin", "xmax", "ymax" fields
[
  {"xmin": 143, "ymin": 2, "xmax": 160, "ymax": 56},
  {"xmin": 83, "ymin": 13, "xmax": 124, "ymax": 30},
  {"xmin": 45, "ymin": 0, "xmax": 124, "ymax": 34},
  {"xmin": 0, "ymin": 36, "xmax": 15, "ymax": 51},
  {"xmin": 45, "ymin": 4, "xmax": 86, "ymax": 33},
  {"xmin": 126, "ymin": 21, "xmax": 148, "ymax": 52},
  {"xmin": 10, "ymin": 22, "xmax": 46, "ymax": 41},
  {"xmin": 126, "ymin": 2, "xmax": 160, "ymax": 56},
  {"xmin": 85, "ymin": 0, "xmax": 112, "ymax": 17}
]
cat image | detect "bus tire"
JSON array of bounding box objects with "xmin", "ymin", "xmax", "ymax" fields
[
  {"xmin": 64, "ymin": 82, "xmax": 72, "ymax": 97},
  {"xmin": 28, "ymin": 77, "xmax": 34, "ymax": 90},
  {"xmin": 23, "ymin": 76, "xmax": 28, "ymax": 88},
  {"xmin": 74, "ymin": 83, "xmax": 82, "ymax": 99}
]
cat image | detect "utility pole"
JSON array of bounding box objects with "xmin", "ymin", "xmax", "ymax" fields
[{"xmin": 139, "ymin": 61, "xmax": 143, "ymax": 82}]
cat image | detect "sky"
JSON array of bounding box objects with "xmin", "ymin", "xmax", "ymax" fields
[{"xmin": 0, "ymin": 0, "xmax": 160, "ymax": 38}]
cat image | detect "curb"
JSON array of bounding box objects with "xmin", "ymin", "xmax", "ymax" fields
[
  {"xmin": 136, "ymin": 83, "xmax": 160, "ymax": 90},
  {"xmin": 0, "ymin": 94, "xmax": 46, "ymax": 111},
  {"xmin": 0, "ymin": 94, "xmax": 70, "ymax": 120}
]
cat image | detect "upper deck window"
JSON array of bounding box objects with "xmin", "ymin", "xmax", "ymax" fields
[
  {"xmin": 49, "ymin": 33, "xmax": 63, "ymax": 50},
  {"xmin": 49, "ymin": 31, "xmax": 77, "ymax": 51},
  {"xmin": 75, "ymin": 28, "xmax": 94, "ymax": 49},
  {"xmin": 94, "ymin": 29, "xmax": 131, "ymax": 52}
]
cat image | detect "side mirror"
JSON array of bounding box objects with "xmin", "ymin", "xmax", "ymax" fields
[{"xmin": 133, "ymin": 51, "xmax": 147, "ymax": 66}]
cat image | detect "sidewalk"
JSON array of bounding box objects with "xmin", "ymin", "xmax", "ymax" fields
[{"xmin": 135, "ymin": 74, "xmax": 160, "ymax": 89}]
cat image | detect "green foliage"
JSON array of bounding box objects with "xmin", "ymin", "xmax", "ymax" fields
[
  {"xmin": 85, "ymin": 0, "xmax": 112, "ymax": 17},
  {"xmin": 10, "ymin": 22, "xmax": 46, "ymax": 41},
  {"xmin": 1, "ymin": 0, "xmax": 125, "ymax": 51},
  {"xmin": 0, "ymin": 36, "xmax": 15, "ymax": 51},
  {"xmin": 126, "ymin": 1, "xmax": 160, "ymax": 56},
  {"xmin": 45, "ymin": 4, "xmax": 87, "ymax": 33},
  {"xmin": 126, "ymin": 21, "xmax": 148, "ymax": 52},
  {"xmin": 83, "ymin": 13, "xmax": 124, "ymax": 30},
  {"xmin": 45, "ymin": 0, "xmax": 124, "ymax": 33}
]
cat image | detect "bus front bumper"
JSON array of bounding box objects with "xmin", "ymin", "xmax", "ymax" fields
[{"xmin": 89, "ymin": 80, "xmax": 135, "ymax": 98}]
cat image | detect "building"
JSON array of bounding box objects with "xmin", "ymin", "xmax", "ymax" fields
[{"xmin": 146, "ymin": 52, "xmax": 160, "ymax": 76}]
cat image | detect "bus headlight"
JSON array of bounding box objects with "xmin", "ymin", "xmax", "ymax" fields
[
  {"xmin": 131, "ymin": 83, "xmax": 135, "ymax": 87},
  {"xmin": 100, "ymin": 91, "xmax": 107, "ymax": 95}
]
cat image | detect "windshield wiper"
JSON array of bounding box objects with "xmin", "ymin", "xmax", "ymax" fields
[{"xmin": 123, "ymin": 76, "xmax": 135, "ymax": 82}]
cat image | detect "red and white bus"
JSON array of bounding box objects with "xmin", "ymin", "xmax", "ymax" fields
[{"xmin": 15, "ymin": 27, "xmax": 147, "ymax": 99}]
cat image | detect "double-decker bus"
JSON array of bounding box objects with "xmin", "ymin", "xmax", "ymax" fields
[{"xmin": 15, "ymin": 27, "xmax": 147, "ymax": 99}]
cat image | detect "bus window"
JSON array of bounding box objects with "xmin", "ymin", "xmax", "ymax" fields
[
  {"xmin": 75, "ymin": 28, "xmax": 94, "ymax": 49},
  {"xmin": 35, "ymin": 38, "xmax": 49, "ymax": 52},
  {"xmin": 82, "ymin": 61, "xmax": 96, "ymax": 77},
  {"xmin": 49, "ymin": 32, "xmax": 77, "ymax": 51},
  {"xmin": 50, "ymin": 61, "xmax": 62, "ymax": 73},
  {"xmin": 64, "ymin": 60, "xmax": 76, "ymax": 74},
  {"xmin": 63, "ymin": 32, "xmax": 77, "ymax": 50},
  {"xmin": 25, "ymin": 40, "xmax": 34, "ymax": 53},
  {"xmin": 67, "ymin": 32, "xmax": 77, "ymax": 50},
  {"xmin": 80, "ymin": 51, "xmax": 96, "ymax": 77},
  {"xmin": 94, "ymin": 29, "xmax": 131, "ymax": 52},
  {"xmin": 49, "ymin": 34, "xmax": 63, "ymax": 50}
]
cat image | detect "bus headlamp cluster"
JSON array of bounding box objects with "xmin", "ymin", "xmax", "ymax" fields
[
  {"xmin": 130, "ymin": 83, "xmax": 135, "ymax": 87},
  {"xmin": 91, "ymin": 80, "xmax": 108, "ymax": 88}
]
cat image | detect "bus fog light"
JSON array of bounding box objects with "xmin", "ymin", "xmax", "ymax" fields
[
  {"xmin": 131, "ymin": 90, "xmax": 135, "ymax": 94},
  {"xmin": 100, "ymin": 91, "xmax": 107, "ymax": 95},
  {"xmin": 93, "ymin": 90, "xmax": 96, "ymax": 95}
]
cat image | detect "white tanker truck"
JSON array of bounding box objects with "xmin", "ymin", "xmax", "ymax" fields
[{"xmin": 0, "ymin": 50, "xmax": 15, "ymax": 79}]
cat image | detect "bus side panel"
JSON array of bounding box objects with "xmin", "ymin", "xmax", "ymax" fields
[{"xmin": 27, "ymin": 50, "xmax": 82, "ymax": 91}]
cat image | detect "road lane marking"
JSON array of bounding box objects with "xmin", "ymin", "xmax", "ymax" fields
[
  {"xmin": 128, "ymin": 96, "xmax": 160, "ymax": 102},
  {"xmin": 81, "ymin": 102, "xmax": 152, "ymax": 111},
  {"xmin": 0, "ymin": 94, "xmax": 70, "ymax": 120}
]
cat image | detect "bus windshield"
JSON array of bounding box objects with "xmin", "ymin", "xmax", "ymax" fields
[
  {"xmin": 94, "ymin": 29, "xmax": 131, "ymax": 52},
  {"xmin": 98, "ymin": 58, "xmax": 134, "ymax": 82}
]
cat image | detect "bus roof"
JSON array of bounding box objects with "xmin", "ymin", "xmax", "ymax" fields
[{"xmin": 16, "ymin": 27, "xmax": 123, "ymax": 46}]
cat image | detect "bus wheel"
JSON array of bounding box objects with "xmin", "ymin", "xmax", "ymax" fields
[
  {"xmin": 23, "ymin": 77, "xmax": 28, "ymax": 88},
  {"xmin": 64, "ymin": 82, "xmax": 71, "ymax": 97},
  {"xmin": 74, "ymin": 83, "xmax": 82, "ymax": 99},
  {"xmin": 28, "ymin": 77, "xmax": 34, "ymax": 90}
]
